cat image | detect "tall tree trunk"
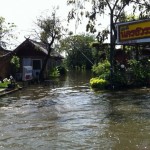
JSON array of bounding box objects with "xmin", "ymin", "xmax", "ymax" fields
[{"xmin": 39, "ymin": 45, "xmax": 52, "ymax": 81}]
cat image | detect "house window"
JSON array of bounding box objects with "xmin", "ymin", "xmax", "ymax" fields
[
  {"xmin": 23, "ymin": 58, "xmax": 31, "ymax": 66},
  {"xmin": 32, "ymin": 59, "xmax": 42, "ymax": 70}
]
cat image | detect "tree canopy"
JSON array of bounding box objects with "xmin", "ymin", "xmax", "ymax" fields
[
  {"xmin": 0, "ymin": 16, "xmax": 16, "ymax": 48},
  {"xmin": 59, "ymin": 34, "xmax": 95, "ymax": 70},
  {"xmin": 67, "ymin": 0, "xmax": 150, "ymax": 88},
  {"xmin": 33, "ymin": 8, "xmax": 69, "ymax": 80},
  {"xmin": 67, "ymin": 0, "xmax": 150, "ymax": 41},
  {"xmin": 34, "ymin": 9, "xmax": 67, "ymax": 44}
]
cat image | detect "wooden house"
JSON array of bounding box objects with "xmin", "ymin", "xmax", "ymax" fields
[
  {"xmin": 0, "ymin": 47, "xmax": 12, "ymax": 79},
  {"xmin": 0, "ymin": 39, "xmax": 64, "ymax": 80}
]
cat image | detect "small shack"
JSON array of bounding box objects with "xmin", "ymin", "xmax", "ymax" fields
[
  {"xmin": 0, "ymin": 47, "xmax": 12, "ymax": 79},
  {"xmin": 0, "ymin": 39, "xmax": 64, "ymax": 80}
]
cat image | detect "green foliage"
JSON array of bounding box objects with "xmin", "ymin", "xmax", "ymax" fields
[
  {"xmin": 0, "ymin": 16, "xmax": 16, "ymax": 48},
  {"xmin": 10, "ymin": 56, "xmax": 20, "ymax": 70},
  {"xmin": 91, "ymin": 42, "xmax": 109, "ymax": 64},
  {"xmin": 128, "ymin": 59, "xmax": 150, "ymax": 85},
  {"xmin": 49, "ymin": 66, "xmax": 67, "ymax": 78},
  {"xmin": 90, "ymin": 78, "xmax": 109, "ymax": 89},
  {"xmin": 56, "ymin": 66, "xmax": 67, "ymax": 75},
  {"xmin": 0, "ymin": 80, "xmax": 10, "ymax": 88},
  {"xmin": 92, "ymin": 60, "xmax": 110, "ymax": 80},
  {"xmin": 118, "ymin": 12, "xmax": 139, "ymax": 22},
  {"xmin": 113, "ymin": 64, "xmax": 127, "ymax": 86},
  {"xmin": 36, "ymin": 8, "xmax": 68, "ymax": 44},
  {"xmin": 59, "ymin": 34, "xmax": 95, "ymax": 70},
  {"xmin": 91, "ymin": 58, "xmax": 150, "ymax": 89},
  {"xmin": 49, "ymin": 67, "xmax": 60, "ymax": 78},
  {"xmin": 67, "ymin": 0, "xmax": 150, "ymax": 24},
  {"xmin": 67, "ymin": 0, "xmax": 150, "ymax": 45},
  {"xmin": 10, "ymin": 56, "xmax": 20, "ymax": 79},
  {"xmin": 35, "ymin": 8, "xmax": 69, "ymax": 80}
]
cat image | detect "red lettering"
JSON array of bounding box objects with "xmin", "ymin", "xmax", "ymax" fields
[
  {"xmin": 120, "ymin": 26, "xmax": 150, "ymax": 41},
  {"xmin": 135, "ymin": 27, "xmax": 143, "ymax": 36},
  {"xmin": 143, "ymin": 27, "xmax": 150, "ymax": 34}
]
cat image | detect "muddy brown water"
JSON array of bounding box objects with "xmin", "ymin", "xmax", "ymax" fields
[{"xmin": 0, "ymin": 71, "xmax": 150, "ymax": 150}]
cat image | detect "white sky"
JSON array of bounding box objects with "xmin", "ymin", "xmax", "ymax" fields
[
  {"xmin": 0, "ymin": 0, "xmax": 111, "ymax": 49},
  {"xmin": 0, "ymin": 0, "xmax": 136, "ymax": 49},
  {"xmin": 0, "ymin": 0, "xmax": 80, "ymax": 46}
]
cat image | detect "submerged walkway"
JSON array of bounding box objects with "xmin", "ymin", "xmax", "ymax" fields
[{"xmin": 0, "ymin": 87, "xmax": 22, "ymax": 97}]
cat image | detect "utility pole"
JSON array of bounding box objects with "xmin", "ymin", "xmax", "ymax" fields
[{"xmin": 110, "ymin": 9, "xmax": 114, "ymax": 89}]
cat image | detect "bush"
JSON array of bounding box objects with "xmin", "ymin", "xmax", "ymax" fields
[
  {"xmin": 56, "ymin": 66, "xmax": 67, "ymax": 75},
  {"xmin": 0, "ymin": 80, "xmax": 11, "ymax": 88},
  {"xmin": 49, "ymin": 66, "xmax": 67, "ymax": 78},
  {"xmin": 127, "ymin": 59, "xmax": 150, "ymax": 85},
  {"xmin": 49, "ymin": 67, "xmax": 60, "ymax": 78},
  {"xmin": 90, "ymin": 78, "xmax": 109, "ymax": 89},
  {"xmin": 92, "ymin": 60, "xmax": 110, "ymax": 80}
]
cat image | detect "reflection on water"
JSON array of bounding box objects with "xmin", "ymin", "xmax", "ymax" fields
[{"xmin": 0, "ymin": 71, "xmax": 150, "ymax": 150}]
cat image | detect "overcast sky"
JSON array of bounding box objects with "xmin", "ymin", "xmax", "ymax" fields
[
  {"xmin": 0, "ymin": 0, "xmax": 78, "ymax": 45},
  {"xmin": 0, "ymin": 0, "xmax": 110, "ymax": 49}
]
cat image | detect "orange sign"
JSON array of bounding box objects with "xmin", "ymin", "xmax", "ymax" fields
[{"xmin": 117, "ymin": 19, "xmax": 150, "ymax": 44}]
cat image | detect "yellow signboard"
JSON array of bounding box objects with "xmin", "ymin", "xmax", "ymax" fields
[{"xmin": 117, "ymin": 19, "xmax": 150, "ymax": 44}]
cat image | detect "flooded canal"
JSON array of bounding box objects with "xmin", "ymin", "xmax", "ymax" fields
[{"xmin": 0, "ymin": 71, "xmax": 150, "ymax": 150}]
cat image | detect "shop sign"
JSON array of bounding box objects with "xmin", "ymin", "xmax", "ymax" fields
[{"xmin": 116, "ymin": 19, "xmax": 150, "ymax": 44}]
